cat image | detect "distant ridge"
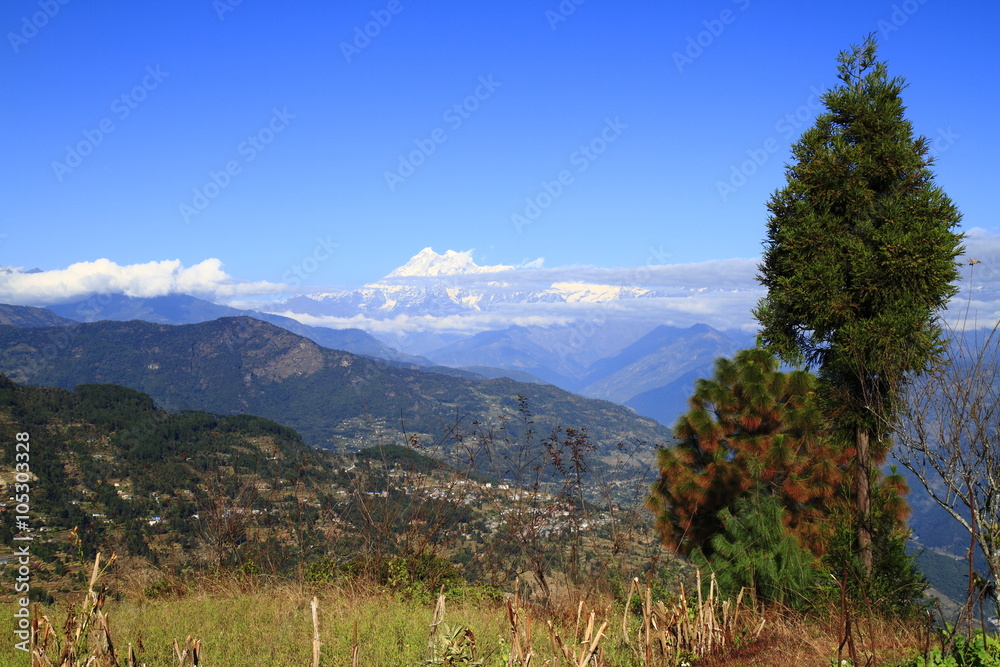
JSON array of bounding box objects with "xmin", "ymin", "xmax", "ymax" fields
[
  {"xmin": 0, "ymin": 303, "xmax": 76, "ymax": 327},
  {"xmin": 427, "ymin": 323, "xmax": 751, "ymax": 426},
  {"xmin": 45, "ymin": 293, "xmax": 427, "ymax": 364},
  {"xmin": 0, "ymin": 316, "xmax": 672, "ymax": 452}
]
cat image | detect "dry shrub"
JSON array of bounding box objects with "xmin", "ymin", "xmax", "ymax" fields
[
  {"xmin": 697, "ymin": 603, "xmax": 924, "ymax": 667},
  {"xmin": 619, "ymin": 571, "xmax": 763, "ymax": 666}
]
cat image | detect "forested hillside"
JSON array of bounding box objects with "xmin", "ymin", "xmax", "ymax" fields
[{"xmin": 0, "ymin": 317, "xmax": 671, "ymax": 457}]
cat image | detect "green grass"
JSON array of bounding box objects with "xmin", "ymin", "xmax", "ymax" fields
[{"xmin": 0, "ymin": 586, "xmax": 515, "ymax": 667}]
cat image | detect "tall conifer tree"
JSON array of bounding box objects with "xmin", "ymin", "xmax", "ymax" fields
[{"xmin": 754, "ymin": 36, "xmax": 964, "ymax": 574}]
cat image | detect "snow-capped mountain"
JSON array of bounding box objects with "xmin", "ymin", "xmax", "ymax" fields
[
  {"xmin": 387, "ymin": 247, "xmax": 514, "ymax": 277},
  {"xmin": 256, "ymin": 247, "xmax": 762, "ymax": 427},
  {"xmin": 275, "ymin": 248, "xmax": 656, "ymax": 319}
]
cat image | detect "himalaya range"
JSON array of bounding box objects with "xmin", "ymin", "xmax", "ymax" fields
[
  {"xmin": 273, "ymin": 247, "xmax": 761, "ymax": 329},
  {"xmin": 281, "ymin": 247, "xmax": 656, "ymax": 320},
  {"xmin": 14, "ymin": 248, "xmax": 759, "ymax": 427}
]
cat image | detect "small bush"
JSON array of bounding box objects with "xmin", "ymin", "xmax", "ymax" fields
[
  {"xmin": 28, "ymin": 586, "xmax": 55, "ymax": 605},
  {"xmin": 904, "ymin": 630, "xmax": 1000, "ymax": 666},
  {"xmin": 692, "ymin": 494, "xmax": 816, "ymax": 608}
]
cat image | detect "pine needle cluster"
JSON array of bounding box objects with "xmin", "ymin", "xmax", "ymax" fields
[{"xmin": 648, "ymin": 348, "xmax": 861, "ymax": 558}]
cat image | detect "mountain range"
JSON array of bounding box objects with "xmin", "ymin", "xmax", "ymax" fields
[
  {"xmin": 0, "ymin": 247, "xmax": 984, "ymax": 585},
  {"xmin": 0, "ymin": 315, "xmax": 672, "ymax": 457},
  {"xmin": 262, "ymin": 248, "xmax": 756, "ymax": 426},
  {"xmin": 43, "ymin": 293, "xmax": 423, "ymax": 364},
  {"xmin": 277, "ymin": 247, "xmax": 667, "ymax": 319},
  {"xmin": 6, "ymin": 249, "xmax": 759, "ymax": 428},
  {"xmin": 422, "ymin": 322, "xmax": 750, "ymax": 425}
]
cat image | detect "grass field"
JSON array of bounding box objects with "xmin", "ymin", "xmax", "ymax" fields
[{"xmin": 0, "ymin": 567, "xmax": 934, "ymax": 667}]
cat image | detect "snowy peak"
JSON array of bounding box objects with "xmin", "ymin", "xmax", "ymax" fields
[
  {"xmin": 277, "ymin": 248, "xmax": 678, "ymax": 321},
  {"xmin": 386, "ymin": 248, "xmax": 513, "ymax": 278},
  {"xmin": 547, "ymin": 282, "xmax": 650, "ymax": 303}
]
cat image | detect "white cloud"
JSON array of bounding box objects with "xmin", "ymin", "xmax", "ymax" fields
[
  {"xmin": 266, "ymin": 255, "xmax": 768, "ymax": 335},
  {"xmin": 7, "ymin": 230, "xmax": 999, "ymax": 338},
  {"xmin": 0, "ymin": 258, "xmax": 288, "ymax": 306},
  {"xmin": 266, "ymin": 309, "xmax": 577, "ymax": 336},
  {"xmin": 266, "ymin": 283, "xmax": 766, "ymax": 336}
]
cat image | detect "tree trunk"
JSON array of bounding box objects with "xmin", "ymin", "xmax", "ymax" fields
[{"xmin": 856, "ymin": 427, "xmax": 872, "ymax": 576}]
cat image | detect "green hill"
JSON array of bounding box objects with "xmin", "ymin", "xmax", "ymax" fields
[
  {"xmin": 0, "ymin": 375, "xmax": 344, "ymax": 594},
  {"xmin": 0, "ymin": 375, "xmax": 664, "ymax": 604},
  {"xmin": 0, "ymin": 317, "xmax": 672, "ymax": 457}
]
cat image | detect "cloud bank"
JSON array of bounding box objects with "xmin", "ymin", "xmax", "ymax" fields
[
  {"xmin": 269, "ymin": 287, "xmax": 764, "ymax": 336},
  {"xmin": 270, "ymin": 256, "xmax": 768, "ymax": 335},
  {"xmin": 4, "ymin": 228, "xmax": 999, "ymax": 336},
  {"xmin": 0, "ymin": 258, "xmax": 288, "ymax": 306}
]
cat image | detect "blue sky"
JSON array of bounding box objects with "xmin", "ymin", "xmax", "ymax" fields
[{"xmin": 2, "ymin": 0, "xmax": 998, "ymax": 302}]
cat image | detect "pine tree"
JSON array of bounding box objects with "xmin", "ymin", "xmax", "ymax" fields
[
  {"xmin": 754, "ymin": 35, "xmax": 964, "ymax": 574},
  {"xmin": 691, "ymin": 495, "xmax": 816, "ymax": 607},
  {"xmin": 647, "ymin": 348, "xmax": 856, "ymax": 557}
]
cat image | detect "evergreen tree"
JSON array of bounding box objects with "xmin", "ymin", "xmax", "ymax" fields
[
  {"xmin": 691, "ymin": 495, "xmax": 816, "ymax": 607},
  {"xmin": 754, "ymin": 36, "xmax": 964, "ymax": 574},
  {"xmin": 823, "ymin": 465, "xmax": 928, "ymax": 616},
  {"xmin": 647, "ymin": 348, "xmax": 856, "ymax": 557}
]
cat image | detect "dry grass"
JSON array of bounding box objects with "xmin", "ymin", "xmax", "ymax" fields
[
  {"xmin": 696, "ymin": 608, "xmax": 924, "ymax": 667},
  {"xmin": 2, "ymin": 560, "xmax": 929, "ymax": 667},
  {"xmin": 619, "ymin": 572, "xmax": 762, "ymax": 664}
]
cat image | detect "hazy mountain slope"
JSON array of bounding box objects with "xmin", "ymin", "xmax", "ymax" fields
[
  {"xmin": 423, "ymin": 322, "xmax": 750, "ymax": 427},
  {"xmin": 425, "ymin": 326, "xmax": 585, "ymax": 389},
  {"xmin": 579, "ymin": 324, "xmax": 745, "ymax": 403},
  {"xmin": 46, "ymin": 293, "xmax": 423, "ymax": 363},
  {"xmin": 48, "ymin": 293, "xmax": 241, "ymax": 325},
  {"xmin": 623, "ymin": 367, "xmax": 708, "ymax": 429},
  {"xmin": 0, "ymin": 303, "xmax": 77, "ymax": 327}
]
